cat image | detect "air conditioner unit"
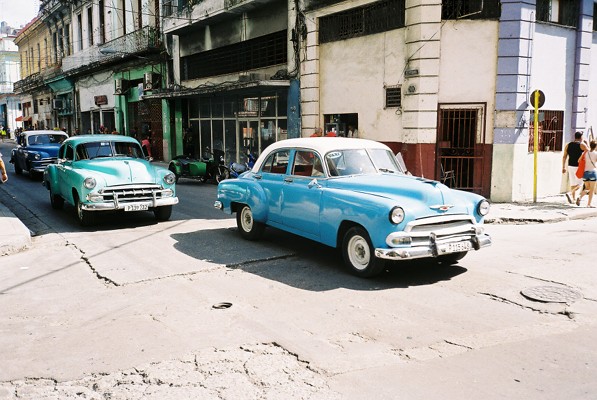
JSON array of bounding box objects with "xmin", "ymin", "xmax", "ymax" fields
[
  {"xmin": 115, "ymin": 78, "xmax": 123, "ymax": 95},
  {"xmin": 143, "ymin": 72, "xmax": 160, "ymax": 91},
  {"xmin": 52, "ymin": 99, "xmax": 64, "ymax": 110}
]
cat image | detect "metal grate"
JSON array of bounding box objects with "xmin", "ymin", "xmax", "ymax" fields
[
  {"xmin": 182, "ymin": 31, "xmax": 287, "ymax": 80},
  {"xmin": 437, "ymin": 106, "xmax": 485, "ymax": 193},
  {"xmin": 528, "ymin": 110, "xmax": 564, "ymax": 153},
  {"xmin": 385, "ymin": 86, "xmax": 401, "ymax": 108},
  {"xmin": 319, "ymin": 0, "xmax": 405, "ymax": 43},
  {"xmin": 441, "ymin": 0, "xmax": 501, "ymax": 19}
]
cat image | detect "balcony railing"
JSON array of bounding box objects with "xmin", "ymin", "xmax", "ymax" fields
[{"xmin": 62, "ymin": 26, "xmax": 160, "ymax": 72}]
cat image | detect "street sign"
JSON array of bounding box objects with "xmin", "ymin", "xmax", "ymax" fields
[{"xmin": 530, "ymin": 90, "xmax": 545, "ymax": 108}]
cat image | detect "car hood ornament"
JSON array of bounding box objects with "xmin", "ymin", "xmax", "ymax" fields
[{"xmin": 430, "ymin": 204, "xmax": 454, "ymax": 212}]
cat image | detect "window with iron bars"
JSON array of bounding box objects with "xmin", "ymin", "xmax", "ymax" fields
[
  {"xmin": 594, "ymin": 3, "xmax": 597, "ymax": 31},
  {"xmin": 181, "ymin": 31, "xmax": 287, "ymax": 81},
  {"xmin": 319, "ymin": 0, "xmax": 405, "ymax": 44},
  {"xmin": 441, "ymin": 0, "xmax": 501, "ymax": 19},
  {"xmin": 536, "ymin": 0, "xmax": 580, "ymax": 28},
  {"xmin": 385, "ymin": 86, "xmax": 401, "ymax": 108},
  {"xmin": 528, "ymin": 110, "xmax": 564, "ymax": 152}
]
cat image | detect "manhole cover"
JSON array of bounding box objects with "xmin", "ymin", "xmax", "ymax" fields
[{"xmin": 521, "ymin": 286, "xmax": 583, "ymax": 303}]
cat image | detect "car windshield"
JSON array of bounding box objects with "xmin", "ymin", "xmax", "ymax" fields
[
  {"xmin": 28, "ymin": 134, "xmax": 66, "ymax": 145},
  {"xmin": 325, "ymin": 148, "xmax": 403, "ymax": 177},
  {"xmin": 75, "ymin": 141, "xmax": 145, "ymax": 160}
]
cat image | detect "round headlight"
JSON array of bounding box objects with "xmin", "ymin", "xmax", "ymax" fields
[
  {"xmin": 389, "ymin": 206, "xmax": 405, "ymax": 224},
  {"xmin": 478, "ymin": 199, "xmax": 490, "ymax": 216},
  {"xmin": 34, "ymin": 153, "xmax": 41, "ymax": 160},
  {"xmin": 164, "ymin": 172, "xmax": 176, "ymax": 185},
  {"xmin": 84, "ymin": 177, "xmax": 96, "ymax": 189}
]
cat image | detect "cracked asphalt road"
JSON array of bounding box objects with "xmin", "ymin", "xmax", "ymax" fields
[{"xmin": 1, "ymin": 175, "xmax": 597, "ymax": 399}]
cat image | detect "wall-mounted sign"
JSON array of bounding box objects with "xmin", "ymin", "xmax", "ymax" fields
[{"xmin": 94, "ymin": 95, "xmax": 108, "ymax": 106}]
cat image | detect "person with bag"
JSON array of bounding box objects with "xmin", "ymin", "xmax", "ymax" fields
[
  {"xmin": 562, "ymin": 131, "xmax": 585, "ymax": 204},
  {"xmin": 576, "ymin": 140, "xmax": 597, "ymax": 207}
]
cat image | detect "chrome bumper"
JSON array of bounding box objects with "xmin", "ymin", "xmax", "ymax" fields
[
  {"xmin": 82, "ymin": 197, "xmax": 179, "ymax": 211},
  {"xmin": 375, "ymin": 233, "xmax": 492, "ymax": 261}
]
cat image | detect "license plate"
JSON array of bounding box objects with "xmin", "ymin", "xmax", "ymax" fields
[
  {"xmin": 124, "ymin": 204, "xmax": 149, "ymax": 212},
  {"xmin": 439, "ymin": 241, "xmax": 472, "ymax": 254}
]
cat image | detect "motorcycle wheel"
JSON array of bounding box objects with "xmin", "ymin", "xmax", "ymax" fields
[{"xmin": 216, "ymin": 168, "xmax": 230, "ymax": 183}]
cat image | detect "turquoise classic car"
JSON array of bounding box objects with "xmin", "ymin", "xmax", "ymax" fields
[
  {"xmin": 43, "ymin": 135, "xmax": 178, "ymax": 226},
  {"xmin": 215, "ymin": 137, "xmax": 491, "ymax": 277}
]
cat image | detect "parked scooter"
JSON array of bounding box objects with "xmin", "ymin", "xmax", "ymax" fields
[
  {"xmin": 229, "ymin": 149, "xmax": 256, "ymax": 178},
  {"xmin": 168, "ymin": 147, "xmax": 230, "ymax": 184}
]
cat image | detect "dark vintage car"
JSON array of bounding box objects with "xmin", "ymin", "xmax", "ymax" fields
[
  {"xmin": 43, "ymin": 135, "xmax": 178, "ymax": 226},
  {"xmin": 10, "ymin": 130, "xmax": 68, "ymax": 178}
]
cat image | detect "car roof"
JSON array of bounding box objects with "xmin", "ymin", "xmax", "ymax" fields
[
  {"xmin": 24, "ymin": 130, "xmax": 67, "ymax": 136},
  {"xmin": 63, "ymin": 134, "xmax": 138, "ymax": 145},
  {"xmin": 263, "ymin": 137, "xmax": 390, "ymax": 155}
]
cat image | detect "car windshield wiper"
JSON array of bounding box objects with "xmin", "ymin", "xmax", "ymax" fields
[{"xmin": 378, "ymin": 168, "xmax": 396, "ymax": 173}]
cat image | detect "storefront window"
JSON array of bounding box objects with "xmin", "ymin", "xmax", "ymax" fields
[
  {"xmin": 225, "ymin": 120, "xmax": 237, "ymax": 163},
  {"xmin": 260, "ymin": 119, "xmax": 276, "ymax": 150},
  {"xmin": 224, "ymin": 100, "xmax": 237, "ymax": 118},
  {"xmin": 200, "ymin": 120, "xmax": 211, "ymax": 157},
  {"xmin": 212, "ymin": 120, "xmax": 224, "ymax": 152},
  {"xmin": 260, "ymin": 94, "xmax": 277, "ymax": 117},
  {"xmin": 212, "ymin": 99, "xmax": 223, "ymax": 118},
  {"xmin": 199, "ymin": 100, "xmax": 211, "ymax": 118},
  {"xmin": 189, "ymin": 99, "xmax": 199, "ymax": 119}
]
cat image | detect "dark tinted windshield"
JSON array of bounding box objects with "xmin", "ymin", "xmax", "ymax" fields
[{"xmin": 75, "ymin": 141, "xmax": 144, "ymax": 160}]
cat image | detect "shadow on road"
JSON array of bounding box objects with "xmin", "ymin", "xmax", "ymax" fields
[{"xmin": 171, "ymin": 226, "xmax": 468, "ymax": 291}]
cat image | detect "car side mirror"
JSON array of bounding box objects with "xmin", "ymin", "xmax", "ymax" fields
[{"xmin": 308, "ymin": 178, "xmax": 322, "ymax": 189}]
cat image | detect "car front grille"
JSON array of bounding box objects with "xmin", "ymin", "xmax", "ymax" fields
[
  {"xmin": 100, "ymin": 184, "xmax": 165, "ymax": 203},
  {"xmin": 405, "ymin": 215, "xmax": 477, "ymax": 246}
]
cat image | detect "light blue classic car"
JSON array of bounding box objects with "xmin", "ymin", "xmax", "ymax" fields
[
  {"xmin": 10, "ymin": 130, "xmax": 68, "ymax": 179},
  {"xmin": 215, "ymin": 137, "xmax": 491, "ymax": 277},
  {"xmin": 43, "ymin": 135, "xmax": 178, "ymax": 226}
]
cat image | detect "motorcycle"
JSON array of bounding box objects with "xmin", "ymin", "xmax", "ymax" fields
[
  {"xmin": 229, "ymin": 149, "xmax": 256, "ymax": 178},
  {"xmin": 168, "ymin": 147, "xmax": 230, "ymax": 184}
]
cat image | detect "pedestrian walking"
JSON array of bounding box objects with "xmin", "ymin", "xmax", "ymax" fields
[
  {"xmin": 310, "ymin": 127, "xmax": 323, "ymax": 137},
  {"xmin": 576, "ymin": 140, "xmax": 597, "ymax": 207},
  {"xmin": 562, "ymin": 131, "xmax": 586, "ymax": 204}
]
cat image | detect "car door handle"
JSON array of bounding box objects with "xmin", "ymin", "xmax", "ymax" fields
[
  {"xmin": 284, "ymin": 177, "xmax": 293, "ymax": 183},
  {"xmin": 254, "ymin": 174, "xmax": 262, "ymax": 180}
]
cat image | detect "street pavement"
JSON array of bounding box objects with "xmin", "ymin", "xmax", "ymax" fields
[{"xmin": 2, "ymin": 188, "xmax": 597, "ymax": 256}]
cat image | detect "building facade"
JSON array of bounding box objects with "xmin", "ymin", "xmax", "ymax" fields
[
  {"xmin": 0, "ymin": 31, "xmax": 21, "ymax": 132},
  {"xmin": 300, "ymin": 0, "xmax": 597, "ymax": 201},
  {"xmin": 12, "ymin": 0, "xmax": 597, "ymax": 201},
  {"xmin": 155, "ymin": 0, "xmax": 299, "ymax": 163}
]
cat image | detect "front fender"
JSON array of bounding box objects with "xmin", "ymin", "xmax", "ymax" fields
[
  {"xmin": 43, "ymin": 164, "xmax": 59, "ymax": 191},
  {"xmin": 319, "ymin": 189, "xmax": 400, "ymax": 248}
]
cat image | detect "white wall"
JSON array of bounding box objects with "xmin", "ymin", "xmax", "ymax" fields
[
  {"xmin": 438, "ymin": 20, "xmax": 498, "ymax": 144},
  {"xmin": 588, "ymin": 33, "xmax": 597, "ymax": 138},
  {"xmin": 319, "ymin": 29, "xmax": 406, "ymax": 141},
  {"xmin": 78, "ymin": 72, "xmax": 115, "ymax": 111}
]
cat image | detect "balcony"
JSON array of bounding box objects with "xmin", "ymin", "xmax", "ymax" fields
[
  {"xmin": 162, "ymin": 0, "xmax": 273, "ymax": 34},
  {"xmin": 62, "ymin": 27, "xmax": 160, "ymax": 73}
]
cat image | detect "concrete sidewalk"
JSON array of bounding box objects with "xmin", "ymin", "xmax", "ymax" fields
[
  {"xmin": 1, "ymin": 190, "xmax": 596, "ymax": 257},
  {"xmin": 0, "ymin": 197, "xmax": 31, "ymax": 256}
]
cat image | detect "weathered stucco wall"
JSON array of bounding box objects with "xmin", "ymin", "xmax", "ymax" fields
[{"xmin": 319, "ymin": 29, "xmax": 406, "ymax": 142}]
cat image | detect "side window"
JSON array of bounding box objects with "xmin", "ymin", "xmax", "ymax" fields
[
  {"xmin": 64, "ymin": 145, "xmax": 74, "ymax": 161},
  {"xmin": 292, "ymin": 150, "xmax": 324, "ymax": 177},
  {"xmin": 58, "ymin": 144, "xmax": 66, "ymax": 159},
  {"xmin": 261, "ymin": 150, "xmax": 289, "ymax": 174}
]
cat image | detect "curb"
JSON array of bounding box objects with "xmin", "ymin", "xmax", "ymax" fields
[{"xmin": 0, "ymin": 201, "xmax": 31, "ymax": 256}]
